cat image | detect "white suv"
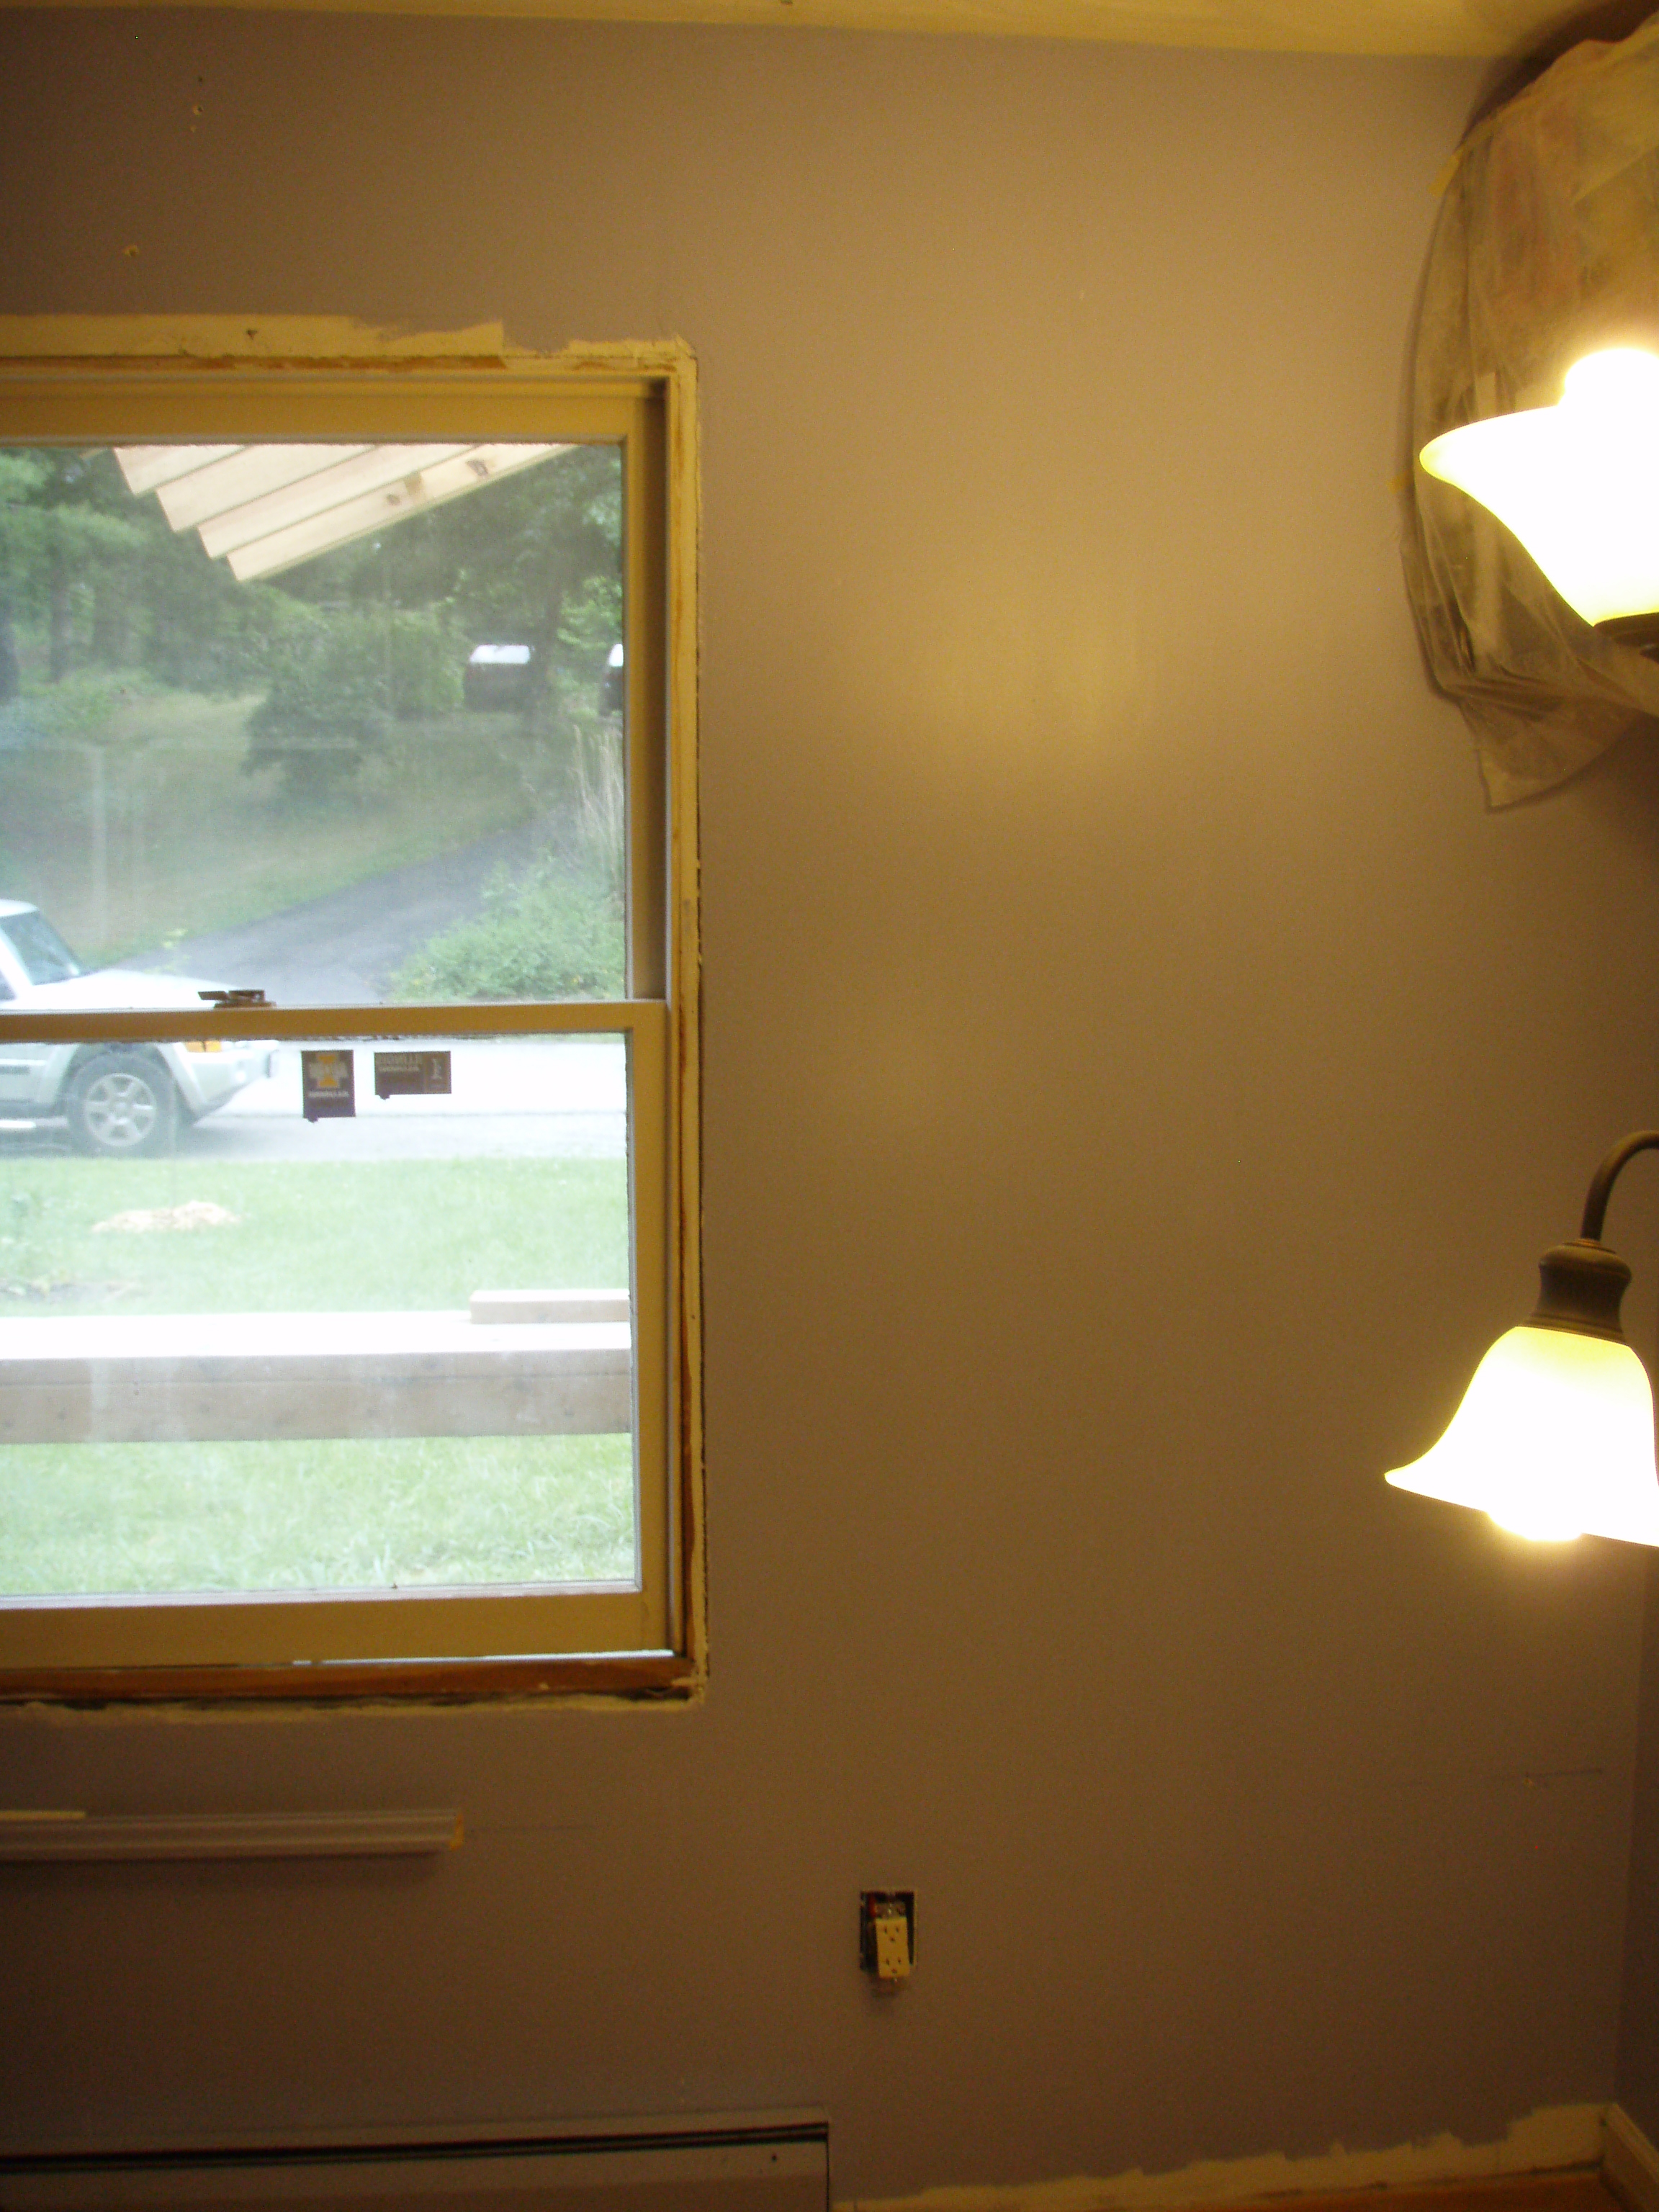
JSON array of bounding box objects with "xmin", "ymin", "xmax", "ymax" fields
[{"xmin": 0, "ymin": 902, "xmax": 276, "ymax": 1156}]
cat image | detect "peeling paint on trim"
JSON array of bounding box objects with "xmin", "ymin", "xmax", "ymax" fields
[
  {"xmin": 0, "ymin": 316, "xmax": 523, "ymax": 361},
  {"xmin": 0, "ymin": 320, "xmax": 697, "ymax": 391},
  {"xmin": 837, "ymin": 2107, "xmax": 1607, "ymax": 2212}
]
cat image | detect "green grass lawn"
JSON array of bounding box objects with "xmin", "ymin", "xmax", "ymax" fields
[
  {"xmin": 0, "ymin": 1434, "xmax": 634, "ymax": 1597},
  {"xmin": 0, "ymin": 691, "xmax": 560, "ymax": 968},
  {"xmin": 0, "ymin": 1154, "xmax": 635, "ymax": 1596},
  {"xmin": 1, "ymin": 1154, "xmax": 626, "ymax": 1312}
]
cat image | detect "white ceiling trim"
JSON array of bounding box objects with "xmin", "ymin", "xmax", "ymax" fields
[{"xmin": 0, "ymin": 0, "xmax": 1591, "ymax": 58}]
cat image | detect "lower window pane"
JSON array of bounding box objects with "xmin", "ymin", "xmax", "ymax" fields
[
  {"xmin": 1, "ymin": 1434, "xmax": 635, "ymax": 1597},
  {"xmin": 0, "ymin": 1032, "xmax": 637, "ymax": 1602}
]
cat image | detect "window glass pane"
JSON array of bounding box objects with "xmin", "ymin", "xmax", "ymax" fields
[
  {"xmin": 0, "ymin": 445, "xmax": 625, "ymax": 1007},
  {"xmin": 0, "ymin": 1032, "xmax": 637, "ymax": 1598}
]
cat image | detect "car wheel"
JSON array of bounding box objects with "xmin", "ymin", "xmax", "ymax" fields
[{"xmin": 67, "ymin": 1051, "xmax": 179, "ymax": 1158}]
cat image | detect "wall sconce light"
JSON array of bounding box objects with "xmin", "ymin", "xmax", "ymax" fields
[
  {"xmin": 1420, "ymin": 348, "xmax": 1659, "ymax": 652},
  {"xmin": 1406, "ymin": 355, "xmax": 1659, "ymax": 1542},
  {"xmin": 1388, "ymin": 1134, "xmax": 1659, "ymax": 1545}
]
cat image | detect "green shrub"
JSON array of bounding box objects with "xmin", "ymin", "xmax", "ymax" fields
[
  {"xmin": 0, "ymin": 667, "xmax": 164, "ymax": 749},
  {"xmin": 390, "ymin": 849, "xmax": 624, "ymax": 1002},
  {"xmin": 246, "ymin": 606, "xmax": 463, "ymax": 795},
  {"xmin": 385, "ymin": 608, "xmax": 464, "ymax": 720}
]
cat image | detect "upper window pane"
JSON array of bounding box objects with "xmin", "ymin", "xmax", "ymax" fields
[{"xmin": 0, "ymin": 443, "xmax": 625, "ymax": 1008}]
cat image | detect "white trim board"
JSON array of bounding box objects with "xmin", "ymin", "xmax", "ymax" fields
[
  {"xmin": 1605, "ymin": 2108, "xmax": 1659, "ymax": 2212},
  {"xmin": 0, "ymin": 1810, "xmax": 462, "ymax": 1861},
  {"xmin": 0, "ymin": 2117, "xmax": 831, "ymax": 2208}
]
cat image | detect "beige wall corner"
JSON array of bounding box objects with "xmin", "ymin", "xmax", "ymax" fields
[
  {"xmin": 1604, "ymin": 2109, "xmax": 1659, "ymax": 2212},
  {"xmin": 838, "ymin": 2108, "xmax": 1608, "ymax": 2212}
]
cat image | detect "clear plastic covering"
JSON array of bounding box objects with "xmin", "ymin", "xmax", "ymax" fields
[{"xmin": 1403, "ymin": 11, "xmax": 1659, "ymax": 807}]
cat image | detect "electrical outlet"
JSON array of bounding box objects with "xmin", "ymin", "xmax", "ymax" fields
[
  {"xmin": 860, "ymin": 1891, "xmax": 915, "ymax": 1986},
  {"xmin": 874, "ymin": 1916, "xmax": 909, "ymax": 1981}
]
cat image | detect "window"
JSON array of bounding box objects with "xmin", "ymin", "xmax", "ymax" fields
[{"xmin": 0, "ymin": 328, "xmax": 700, "ymax": 1699}]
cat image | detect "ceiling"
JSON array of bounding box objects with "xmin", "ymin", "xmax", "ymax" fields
[{"xmin": 0, "ymin": 0, "xmax": 1629, "ymax": 57}]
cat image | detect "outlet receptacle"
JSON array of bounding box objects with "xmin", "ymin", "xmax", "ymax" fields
[{"xmin": 860, "ymin": 1891, "xmax": 915, "ymax": 1985}]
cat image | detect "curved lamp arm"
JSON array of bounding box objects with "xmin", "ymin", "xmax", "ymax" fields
[{"xmin": 1580, "ymin": 1130, "xmax": 1659, "ymax": 1241}]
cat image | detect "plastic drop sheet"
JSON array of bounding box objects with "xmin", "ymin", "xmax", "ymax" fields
[{"xmin": 1405, "ymin": 11, "xmax": 1659, "ymax": 806}]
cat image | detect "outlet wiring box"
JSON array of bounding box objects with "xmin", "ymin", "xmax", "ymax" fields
[{"xmin": 860, "ymin": 1891, "xmax": 915, "ymax": 1986}]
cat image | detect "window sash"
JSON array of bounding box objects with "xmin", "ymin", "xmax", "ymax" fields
[
  {"xmin": 0, "ymin": 346, "xmax": 698, "ymax": 1699},
  {"xmin": 0, "ymin": 1000, "xmax": 671, "ymax": 1675}
]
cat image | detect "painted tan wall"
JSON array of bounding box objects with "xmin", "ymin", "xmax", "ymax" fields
[{"xmin": 2, "ymin": 12, "xmax": 1656, "ymax": 2202}]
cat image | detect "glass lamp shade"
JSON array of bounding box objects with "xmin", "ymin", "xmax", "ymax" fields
[
  {"xmin": 1387, "ymin": 1323, "xmax": 1659, "ymax": 1545},
  {"xmin": 1419, "ymin": 349, "xmax": 1659, "ymax": 629}
]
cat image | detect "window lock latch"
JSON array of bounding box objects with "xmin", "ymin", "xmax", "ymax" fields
[{"xmin": 198, "ymin": 989, "xmax": 271, "ymax": 1008}]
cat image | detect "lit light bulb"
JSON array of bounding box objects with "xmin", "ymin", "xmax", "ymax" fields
[
  {"xmin": 1387, "ymin": 1323, "xmax": 1659, "ymax": 1546},
  {"xmin": 1420, "ymin": 348, "xmax": 1659, "ymax": 629}
]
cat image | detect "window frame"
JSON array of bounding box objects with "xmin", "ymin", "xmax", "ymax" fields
[{"xmin": 0, "ymin": 326, "xmax": 702, "ymax": 1704}]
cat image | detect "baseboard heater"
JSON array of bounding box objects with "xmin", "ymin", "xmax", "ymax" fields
[{"xmin": 0, "ymin": 2113, "xmax": 829, "ymax": 2212}]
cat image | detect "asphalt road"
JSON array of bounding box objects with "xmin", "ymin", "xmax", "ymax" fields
[{"xmin": 127, "ymin": 820, "xmax": 553, "ymax": 1006}]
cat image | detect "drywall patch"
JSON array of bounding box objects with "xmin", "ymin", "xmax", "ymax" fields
[{"xmin": 838, "ymin": 2106, "xmax": 1606, "ymax": 2212}]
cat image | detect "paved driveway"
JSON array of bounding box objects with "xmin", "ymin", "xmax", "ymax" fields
[{"xmin": 127, "ymin": 822, "xmax": 551, "ymax": 1006}]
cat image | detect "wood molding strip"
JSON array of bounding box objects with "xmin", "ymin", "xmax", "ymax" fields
[
  {"xmin": 1605, "ymin": 2109, "xmax": 1659, "ymax": 2212},
  {"xmin": 0, "ymin": 1809, "xmax": 462, "ymax": 1861},
  {"xmin": 0, "ymin": 1651, "xmax": 694, "ymax": 1702}
]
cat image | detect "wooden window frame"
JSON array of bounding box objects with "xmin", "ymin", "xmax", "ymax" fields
[{"xmin": 0, "ymin": 323, "xmax": 702, "ymax": 1704}]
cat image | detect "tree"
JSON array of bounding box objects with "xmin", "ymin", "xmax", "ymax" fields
[
  {"xmin": 268, "ymin": 446, "xmax": 623, "ymax": 711},
  {"xmin": 0, "ymin": 450, "xmax": 145, "ymax": 701},
  {"xmin": 246, "ymin": 603, "xmax": 464, "ymax": 796},
  {"xmin": 0, "ymin": 452, "xmax": 36, "ymax": 701}
]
